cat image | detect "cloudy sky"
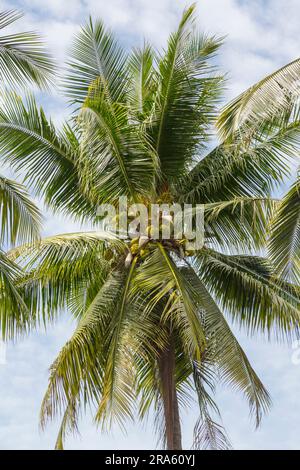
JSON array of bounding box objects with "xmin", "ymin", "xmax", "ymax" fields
[{"xmin": 0, "ymin": 0, "xmax": 299, "ymax": 450}]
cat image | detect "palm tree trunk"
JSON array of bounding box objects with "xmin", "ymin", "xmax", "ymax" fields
[{"xmin": 158, "ymin": 337, "xmax": 182, "ymax": 450}]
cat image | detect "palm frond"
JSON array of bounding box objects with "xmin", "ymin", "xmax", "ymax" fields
[
  {"xmin": 193, "ymin": 248, "xmax": 300, "ymax": 338},
  {"xmin": 0, "ymin": 250, "xmax": 28, "ymax": 339},
  {"xmin": 0, "ymin": 10, "xmax": 54, "ymax": 89},
  {"xmin": 78, "ymin": 77, "xmax": 157, "ymax": 203},
  {"xmin": 54, "ymin": 399, "xmax": 79, "ymax": 450},
  {"xmin": 132, "ymin": 245, "xmax": 206, "ymax": 361},
  {"xmin": 0, "ymin": 92, "xmax": 95, "ymax": 221},
  {"xmin": 179, "ymin": 120, "xmax": 300, "ymax": 204},
  {"xmin": 192, "ymin": 362, "xmax": 232, "ymax": 450},
  {"xmin": 182, "ymin": 266, "xmax": 271, "ymax": 427},
  {"xmin": 127, "ymin": 43, "xmax": 157, "ymax": 120},
  {"xmin": 151, "ymin": 5, "xmax": 223, "ymax": 182},
  {"xmin": 40, "ymin": 270, "xmax": 125, "ymax": 438},
  {"xmin": 217, "ymin": 58, "xmax": 300, "ymax": 140},
  {"xmin": 0, "ymin": 176, "xmax": 41, "ymax": 246},
  {"xmin": 64, "ymin": 17, "xmax": 127, "ymax": 104},
  {"xmin": 9, "ymin": 230, "xmax": 124, "ymax": 263},
  {"xmin": 269, "ymin": 178, "xmax": 300, "ymax": 283},
  {"xmin": 203, "ymin": 196, "xmax": 277, "ymax": 250},
  {"xmin": 8, "ymin": 231, "xmax": 123, "ymax": 331},
  {"xmin": 96, "ymin": 260, "xmax": 138, "ymax": 429}
]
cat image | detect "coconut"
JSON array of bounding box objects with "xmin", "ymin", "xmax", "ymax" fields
[
  {"xmin": 130, "ymin": 237, "xmax": 139, "ymax": 246},
  {"xmin": 130, "ymin": 242, "xmax": 139, "ymax": 254}
]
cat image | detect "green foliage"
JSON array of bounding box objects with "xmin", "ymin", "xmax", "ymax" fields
[
  {"xmin": 0, "ymin": 10, "xmax": 54, "ymax": 89},
  {"xmin": 269, "ymin": 178, "xmax": 300, "ymax": 283},
  {"xmin": 0, "ymin": 10, "xmax": 52, "ymax": 338}
]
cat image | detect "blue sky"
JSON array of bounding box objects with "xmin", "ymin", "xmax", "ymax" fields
[{"xmin": 0, "ymin": 0, "xmax": 299, "ymax": 450}]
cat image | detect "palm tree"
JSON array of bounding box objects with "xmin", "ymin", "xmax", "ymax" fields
[
  {"xmin": 218, "ymin": 59, "xmax": 300, "ymax": 285},
  {"xmin": 1, "ymin": 5, "xmax": 299, "ymax": 449},
  {"xmin": 0, "ymin": 10, "xmax": 53, "ymax": 338}
]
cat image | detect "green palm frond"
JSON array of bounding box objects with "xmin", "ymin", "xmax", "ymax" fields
[
  {"xmin": 78, "ymin": 78, "xmax": 157, "ymax": 203},
  {"xmin": 0, "ymin": 10, "xmax": 54, "ymax": 89},
  {"xmin": 0, "ymin": 176, "xmax": 41, "ymax": 246},
  {"xmin": 95, "ymin": 260, "xmax": 138, "ymax": 429},
  {"xmin": 64, "ymin": 17, "xmax": 127, "ymax": 104},
  {"xmin": 203, "ymin": 197, "xmax": 277, "ymax": 250},
  {"xmin": 151, "ymin": 4, "xmax": 223, "ymax": 182},
  {"xmin": 179, "ymin": 120, "xmax": 300, "ymax": 205},
  {"xmin": 0, "ymin": 250, "xmax": 28, "ymax": 339},
  {"xmin": 217, "ymin": 58, "xmax": 300, "ymax": 140},
  {"xmin": 0, "ymin": 92, "xmax": 95, "ymax": 221},
  {"xmin": 193, "ymin": 248, "xmax": 300, "ymax": 338},
  {"xmin": 9, "ymin": 230, "xmax": 124, "ymax": 263},
  {"xmin": 40, "ymin": 271, "xmax": 124, "ymax": 437},
  {"xmin": 132, "ymin": 245, "xmax": 206, "ymax": 361},
  {"xmin": 269, "ymin": 178, "xmax": 300, "ymax": 283},
  {"xmin": 8, "ymin": 231, "xmax": 124, "ymax": 330},
  {"xmin": 41, "ymin": 267, "xmax": 167, "ymax": 446},
  {"xmin": 127, "ymin": 43, "xmax": 157, "ymax": 120},
  {"xmin": 192, "ymin": 362, "xmax": 232, "ymax": 450},
  {"xmin": 182, "ymin": 266, "xmax": 271, "ymax": 427}
]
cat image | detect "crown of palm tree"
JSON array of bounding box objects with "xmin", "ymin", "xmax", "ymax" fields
[{"xmin": 0, "ymin": 4, "xmax": 299, "ymax": 450}]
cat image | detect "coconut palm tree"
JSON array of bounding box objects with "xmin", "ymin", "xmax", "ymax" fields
[
  {"xmin": 1, "ymin": 4, "xmax": 299, "ymax": 449},
  {"xmin": 218, "ymin": 59, "xmax": 300, "ymax": 285},
  {"xmin": 0, "ymin": 9, "xmax": 53, "ymax": 338}
]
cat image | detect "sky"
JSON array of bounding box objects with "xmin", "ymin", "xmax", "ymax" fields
[{"xmin": 0, "ymin": 0, "xmax": 299, "ymax": 450}]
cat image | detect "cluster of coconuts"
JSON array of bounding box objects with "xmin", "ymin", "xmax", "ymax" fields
[
  {"xmin": 124, "ymin": 215, "xmax": 194, "ymax": 268},
  {"xmin": 124, "ymin": 235, "xmax": 150, "ymax": 268}
]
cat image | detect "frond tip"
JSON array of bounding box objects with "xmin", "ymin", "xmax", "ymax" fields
[{"xmin": 0, "ymin": 9, "xmax": 54, "ymax": 89}]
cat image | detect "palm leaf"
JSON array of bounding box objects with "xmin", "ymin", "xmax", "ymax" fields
[
  {"xmin": 0, "ymin": 250, "xmax": 28, "ymax": 339},
  {"xmin": 192, "ymin": 362, "xmax": 232, "ymax": 450},
  {"xmin": 0, "ymin": 92, "xmax": 95, "ymax": 221},
  {"xmin": 203, "ymin": 197, "xmax": 277, "ymax": 250},
  {"xmin": 269, "ymin": 178, "xmax": 300, "ymax": 283},
  {"xmin": 0, "ymin": 10, "xmax": 54, "ymax": 89},
  {"xmin": 127, "ymin": 43, "xmax": 157, "ymax": 119},
  {"xmin": 217, "ymin": 58, "xmax": 300, "ymax": 140},
  {"xmin": 151, "ymin": 4, "xmax": 223, "ymax": 182},
  {"xmin": 40, "ymin": 270, "xmax": 125, "ymax": 440},
  {"xmin": 78, "ymin": 78, "xmax": 157, "ymax": 203},
  {"xmin": 182, "ymin": 266, "xmax": 271, "ymax": 427},
  {"xmin": 8, "ymin": 231, "xmax": 124, "ymax": 331},
  {"xmin": 179, "ymin": 120, "xmax": 300, "ymax": 205},
  {"xmin": 0, "ymin": 176, "xmax": 41, "ymax": 246},
  {"xmin": 64, "ymin": 17, "xmax": 127, "ymax": 104},
  {"xmin": 193, "ymin": 248, "xmax": 300, "ymax": 338},
  {"xmin": 132, "ymin": 245, "xmax": 206, "ymax": 361}
]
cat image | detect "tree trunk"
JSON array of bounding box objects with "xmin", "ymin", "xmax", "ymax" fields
[{"xmin": 158, "ymin": 337, "xmax": 182, "ymax": 450}]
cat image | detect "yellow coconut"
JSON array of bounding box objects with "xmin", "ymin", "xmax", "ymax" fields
[
  {"xmin": 130, "ymin": 242, "xmax": 139, "ymax": 255},
  {"xmin": 185, "ymin": 249, "xmax": 194, "ymax": 257},
  {"xmin": 130, "ymin": 237, "xmax": 139, "ymax": 246}
]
